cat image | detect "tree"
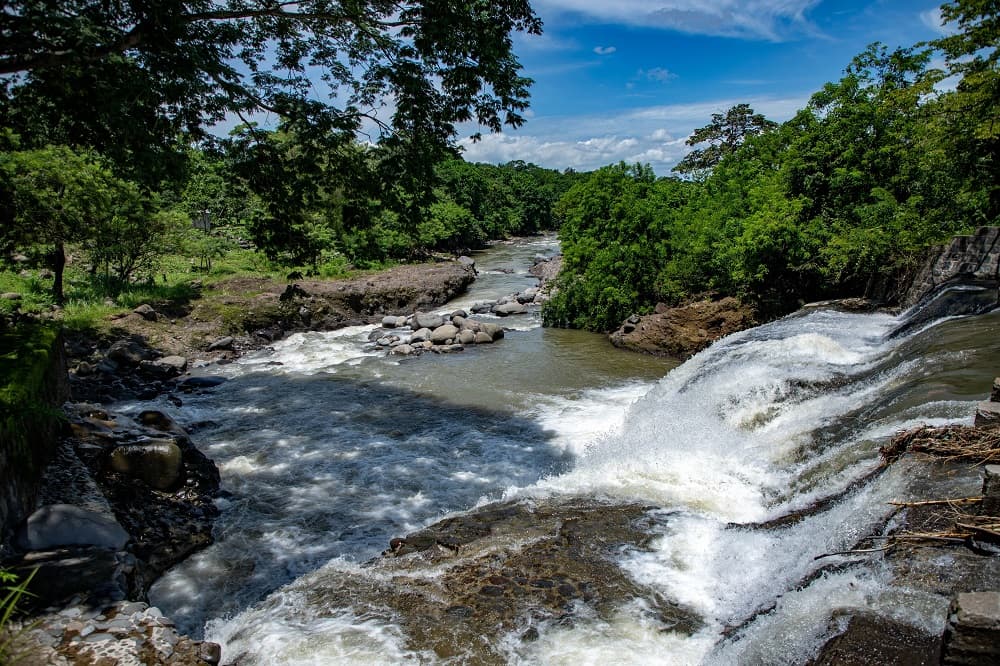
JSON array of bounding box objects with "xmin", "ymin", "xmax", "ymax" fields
[
  {"xmin": 0, "ymin": 1, "xmax": 542, "ymax": 187},
  {"xmin": 927, "ymin": 0, "xmax": 1000, "ymax": 222},
  {"xmin": 0, "ymin": 146, "xmax": 150, "ymax": 302},
  {"xmin": 672, "ymin": 103, "xmax": 777, "ymax": 177}
]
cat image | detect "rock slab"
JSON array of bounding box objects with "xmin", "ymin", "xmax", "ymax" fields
[
  {"xmin": 943, "ymin": 591, "xmax": 1000, "ymax": 665},
  {"xmin": 16, "ymin": 504, "xmax": 129, "ymax": 551}
]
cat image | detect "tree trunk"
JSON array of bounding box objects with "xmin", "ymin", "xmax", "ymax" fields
[{"xmin": 51, "ymin": 242, "xmax": 65, "ymax": 304}]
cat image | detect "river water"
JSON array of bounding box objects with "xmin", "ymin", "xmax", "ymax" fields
[{"xmin": 129, "ymin": 237, "xmax": 999, "ymax": 664}]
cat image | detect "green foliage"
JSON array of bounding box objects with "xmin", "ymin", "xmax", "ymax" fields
[
  {"xmin": 551, "ymin": 22, "xmax": 993, "ymax": 330},
  {"xmin": 0, "ymin": 567, "xmax": 36, "ymax": 663},
  {"xmin": 0, "ymin": 1, "xmax": 541, "ymax": 189},
  {"xmin": 0, "ymin": 146, "xmax": 176, "ymax": 300},
  {"xmin": 672, "ymin": 103, "xmax": 778, "ymax": 177}
]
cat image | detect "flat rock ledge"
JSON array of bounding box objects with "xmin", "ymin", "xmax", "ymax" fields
[{"xmin": 283, "ymin": 498, "xmax": 699, "ymax": 665}]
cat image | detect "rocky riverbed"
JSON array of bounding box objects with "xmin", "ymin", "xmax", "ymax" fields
[{"xmin": 2, "ymin": 257, "xmax": 487, "ymax": 664}]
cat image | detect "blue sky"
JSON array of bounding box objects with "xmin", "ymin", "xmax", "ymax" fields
[{"xmin": 458, "ymin": 0, "xmax": 951, "ymax": 173}]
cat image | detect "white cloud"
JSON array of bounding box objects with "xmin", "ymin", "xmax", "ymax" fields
[
  {"xmin": 593, "ymin": 45, "xmax": 618, "ymax": 55},
  {"xmin": 919, "ymin": 8, "xmax": 949, "ymax": 35},
  {"xmin": 459, "ymin": 95, "xmax": 807, "ymax": 173},
  {"xmin": 640, "ymin": 67, "xmax": 678, "ymax": 82},
  {"xmin": 534, "ymin": 0, "xmax": 822, "ymax": 41}
]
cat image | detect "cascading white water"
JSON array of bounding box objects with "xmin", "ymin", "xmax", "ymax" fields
[{"xmin": 137, "ymin": 238, "xmax": 998, "ymax": 664}]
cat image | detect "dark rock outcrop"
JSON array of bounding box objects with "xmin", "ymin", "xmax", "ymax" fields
[{"xmin": 0, "ymin": 325, "xmax": 68, "ymax": 553}]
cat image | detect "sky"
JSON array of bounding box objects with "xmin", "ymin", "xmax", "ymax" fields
[{"xmin": 457, "ymin": 0, "xmax": 952, "ymax": 174}]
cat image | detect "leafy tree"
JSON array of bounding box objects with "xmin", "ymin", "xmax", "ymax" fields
[
  {"xmin": 672, "ymin": 104, "xmax": 777, "ymax": 177},
  {"xmin": 1, "ymin": 146, "xmax": 116, "ymax": 302},
  {"xmin": 927, "ymin": 0, "xmax": 1000, "ymax": 222},
  {"xmin": 0, "ymin": 1, "xmax": 542, "ymax": 188},
  {"xmin": 1, "ymin": 146, "xmax": 177, "ymax": 299}
]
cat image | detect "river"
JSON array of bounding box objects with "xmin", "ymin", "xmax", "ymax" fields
[{"xmin": 125, "ymin": 236, "xmax": 999, "ymax": 664}]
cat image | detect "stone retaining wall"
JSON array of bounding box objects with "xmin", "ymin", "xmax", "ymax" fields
[{"xmin": 903, "ymin": 226, "xmax": 1000, "ymax": 307}]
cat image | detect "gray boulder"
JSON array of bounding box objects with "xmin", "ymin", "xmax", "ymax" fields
[
  {"xmin": 382, "ymin": 315, "xmax": 407, "ymax": 328},
  {"xmin": 414, "ymin": 311, "xmax": 445, "ymax": 330},
  {"xmin": 458, "ymin": 330, "xmax": 477, "ymax": 345},
  {"xmin": 108, "ymin": 339, "xmax": 156, "ymax": 365},
  {"xmin": 458, "ymin": 256, "xmax": 476, "ymax": 269},
  {"xmin": 158, "ymin": 355, "xmax": 188, "ymax": 373},
  {"xmin": 410, "ymin": 327, "xmax": 432, "ymax": 344},
  {"xmin": 390, "ymin": 344, "xmax": 416, "ymax": 356},
  {"xmin": 474, "ymin": 331, "xmax": 494, "ymax": 344},
  {"xmin": 478, "ymin": 322, "xmax": 504, "ymax": 340},
  {"xmin": 451, "ymin": 309, "xmax": 468, "ymax": 318},
  {"xmin": 470, "ymin": 302, "xmax": 494, "ymax": 314},
  {"xmin": 1, "ymin": 292, "xmax": 23, "ymax": 301},
  {"xmin": 494, "ymin": 302, "xmax": 528, "ymax": 316},
  {"xmin": 133, "ymin": 304, "xmax": 158, "ymax": 321},
  {"xmin": 109, "ymin": 438, "xmax": 184, "ymax": 490},
  {"xmin": 430, "ymin": 324, "xmax": 460, "ymax": 344},
  {"xmin": 16, "ymin": 504, "xmax": 129, "ymax": 551},
  {"xmin": 207, "ymin": 336, "xmax": 234, "ymax": 351}
]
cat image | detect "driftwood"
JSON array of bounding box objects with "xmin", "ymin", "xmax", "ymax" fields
[{"xmin": 881, "ymin": 424, "xmax": 1000, "ymax": 464}]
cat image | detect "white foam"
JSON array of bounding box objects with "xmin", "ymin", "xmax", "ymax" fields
[{"xmin": 230, "ymin": 325, "xmax": 380, "ymax": 376}]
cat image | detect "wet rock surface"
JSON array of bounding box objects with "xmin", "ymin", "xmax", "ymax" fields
[
  {"xmin": 329, "ymin": 499, "xmax": 699, "ymax": 664},
  {"xmin": 9, "ymin": 599, "xmax": 220, "ymax": 665}
]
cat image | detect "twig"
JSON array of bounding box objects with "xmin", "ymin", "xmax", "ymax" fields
[
  {"xmin": 814, "ymin": 545, "xmax": 893, "ymax": 560},
  {"xmin": 889, "ymin": 496, "xmax": 983, "ymax": 507}
]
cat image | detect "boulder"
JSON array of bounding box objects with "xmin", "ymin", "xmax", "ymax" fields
[
  {"xmin": 107, "ymin": 338, "xmax": 157, "ymax": 365},
  {"xmin": 458, "ymin": 256, "xmax": 476, "ymax": 269},
  {"xmin": 430, "ymin": 324, "xmax": 460, "ymax": 344},
  {"xmin": 452, "ymin": 315, "xmax": 467, "ymax": 328},
  {"xmin": 178, "ymin": 376, "xmax": 227, "ymax": 389},
  {"xmin": 109, "ymin": 438, "xmax": 184, "ymax": 490},
  {"xmin": 478, "ymin": 322, "xmax": 504, "ymax": 341},
  {"xmin": 410, "ymin": 327, "xmax": 432, "ymax": 344},
  {"xmin": 382, "ymin": 315, "xmax": 407, "ymax": 328},
  {"xmin": 474, "ymin": 331, "xmax": 494, "ymax": 344},
  {"xmin": 451, "ymin": 309, "xmax": 468, "ymax": 319},
  {"xmin": 458, "ymin": 330, "xmax": 477, "ymax": 345},
  {"xmin": 390, "ymin": 344, "xmax": 416, "ymax": 356},
  {"xmin": 133, "ymin": 304, "xmax": 157, "ymax": 321},
  {"xmin": 2, "ymin": 292, "xmax": 23, "ymax": 301},
  {"xmin": 494, "ymin": 302, "xmax": 527, "ymax": 316},
  {"xmin": 207, "ymin": 336, "xmax": 235, "ymax": 351},
  {"xmin": 470, "ymin": 302, "xmax": 494, "ymax": 314},
  {"xmin": 157, "ymin": 355, "xmax": 188, "ymax": 374},
  {"xmin": 414, "ymin": 311, "xmax": 445, "ymax": 330},
  {"xmin": 16, "ymin": 504, "xmax": 129, "ymax": 551},
  {"xmin": 137, "ymin": 410, "xmax": 188, "ymax": 438}
]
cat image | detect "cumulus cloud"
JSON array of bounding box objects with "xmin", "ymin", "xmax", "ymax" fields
[
  {"xmin": 593, "ymin": 45, "xmax": 618, "ymax": 55},
  {"xmin": 534, "ymin": 0, "xmax": 821, "ymax": 41},
  {"xmin": 640, "ymin": 67, "xmax": 678, "ymax": 82},
  {"xmin": 459, "ymin": 95, "xmax": 807, "ymax": 173}
]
